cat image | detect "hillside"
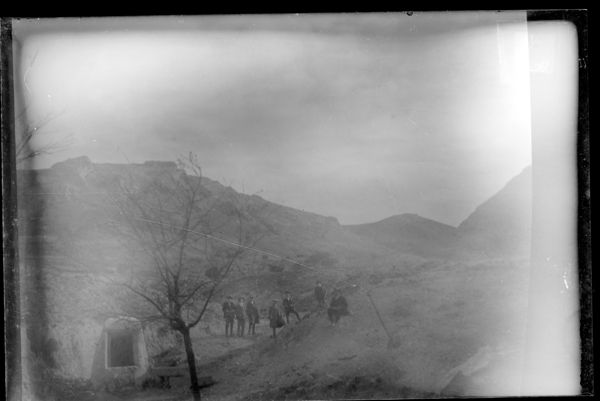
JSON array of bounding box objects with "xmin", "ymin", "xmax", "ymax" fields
[
  {"xmin": 17, "ymin": 157, "xmax": 533, "ymax": 400},
  {"xmin": 344, "ymin": 214, "xmax": 460, "ymax": 259},
  {"xmin": 343, "ymin": 167, "xmax": 532, "ymax": 260},
  {"xmin": 145, "ymin": 257, "xmax": 530, "ymax": 400},
  {"xmin": 17, "ymin": 157, "xmax": 426, "ymax": 379},
  {"xmin": 17, "ymin": 156, "xmax": 418, "ymax": 274},
  {"xmin": 457, "ymin": 166, "xmax": 532, "ymax": 258},
  {"xmin": 18, "ymin": 158, "xmax": 532, "ymax": 268}
]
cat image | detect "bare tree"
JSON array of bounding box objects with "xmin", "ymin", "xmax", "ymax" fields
[
  {"xmin": 107, "ymin": 153, "xmax": 272, "ymax": 401},
  {"xmin": 15, "ymin": 108, "xmax": 70, "ymax": 165},
  {"xmin": 13, "ymin": 45, "xmax": 72, "ymax": 166}
]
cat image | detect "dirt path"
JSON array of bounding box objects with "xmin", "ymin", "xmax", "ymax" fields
[
  {"xmin": 196, "ymin": 259, "xmax": 529, "ymax": 399},
  {"xmin": 61, "ymin": 258, "xmax": 529, "ymax": 401}
]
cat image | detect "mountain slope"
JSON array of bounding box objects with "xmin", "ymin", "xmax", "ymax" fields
[
  {"xmin": 344, "ymin": 214, "xmax": 460, "ymax": 259},
  {"xmin": 343, "ymin": 167, "xmax": 532, "ymax": 260},
  {"xmin": 194, "ymin": 256, "xmax": 529, "ymax": 399},
  {"xmin": 457, "ymin": 166, "xmax": 532, "ymax": 258},
  {"xmin": 16, "ymin": 157, "xmax": 532, "ymax": 399},
  {"xmin": 17, "ymin": 156, "xmax": 423, "ymax": 277},
  {"xmin": 19, "ymin": 157, "xmax": 532, "ymax": 265}
]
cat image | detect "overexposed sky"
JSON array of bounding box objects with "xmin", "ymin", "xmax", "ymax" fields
[{"xmin": 13, "ymin": 12, "xmax": 532, "ymax": 225}]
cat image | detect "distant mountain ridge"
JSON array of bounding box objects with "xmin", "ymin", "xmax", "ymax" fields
[
  {"xmin": 345, "ymin": 166, "xmax": 532, "ymax": 259},
  {"xmin": 457, "ymin": 166, "xmax": 532, "ymax": 258},
  {"xmin": 17, "ymin": 156, "xmax": 418, "ymax": 275},
  {"xmin": 18, "ymin": 157, "xmax": 531, "ymax": 264},
  {"xmin": 344, "ymin": 213, "xmax": 460, "ymax": 258}
]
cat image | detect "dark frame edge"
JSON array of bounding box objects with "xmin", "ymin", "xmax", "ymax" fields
[
  {"xmin": 2, "ymin": 16, "xmax": 22, "ymax": 401},
  {"xmin": 573, "ymin": 11, "xmax": 593, "ymax": 398}
]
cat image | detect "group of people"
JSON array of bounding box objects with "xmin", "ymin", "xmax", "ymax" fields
[
  {"xmin": 222, "ymin": 281, "xmax": 350, "ymax": 339},
  {"xmin": 314, "ymin": 281, "xmax": 349, "ymax": 326},
  {"xmin": 221, "ymin": 295, "xmax": 260, "ymax": 337}
]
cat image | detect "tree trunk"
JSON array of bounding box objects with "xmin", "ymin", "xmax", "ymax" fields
[{"xmin": 181, "ymin": 327, "xmax": 201, "ymax": 401}]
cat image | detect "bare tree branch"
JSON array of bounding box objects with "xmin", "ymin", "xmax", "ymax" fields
[
  {"xmin": 15, "ymin": 109, "xmax": 71, "ymax": 165},
  {"xmin": 187, "ymin": 249, "xmax": 243, "ymax": 329},
  {"xmin": 121, "ymin": 282, "xmax": 168, "ymax": 318},
  {"xmin": 102, "ymin": 153, "xmax": 274, "ymax": 400}
]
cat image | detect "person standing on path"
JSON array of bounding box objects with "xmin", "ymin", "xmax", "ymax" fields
[
  {"xmin": 222, "ymin": 296, "xmax": 235, "ymax": 337},
  {"xmin": 235, "ymin": 297, "xmax": 246, "ymax": 336},
  {"xmin": 282, "ymin": 291, "xmax": 301, "ymax": 324},
  {"xmin": 327, "ymin": 289, "xmax": 349, "ymax": 326},
  {"xmin": 246, "ymin": 296, "xmax": 260, "ymax": 335},
  {"xmin": 314, "ymin": 281, "xmax": 326, "ymax": 308},
  {"xmin": 268, "ymin": 300, "xmax": 284, "ymax": 338}
]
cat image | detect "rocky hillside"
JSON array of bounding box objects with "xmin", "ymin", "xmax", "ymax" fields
[
  {"xmin": 18, "ymin": 157, "xmax": 532, "ymax": 268},
  {"xmin": 16, "ymin": 157, "xmax": 533, "ymax": 399},
  {"xmin": 165, "ymin": 257, "xmax": 530, "ymax": 399},
  {"xmin": 457, "ymin": 166, "xmax": 532, "ymax": 258},
  {"xmin": 22, "ymin": 157, "xmax": 425, "ymax": 275},
  {"xmin": 345, "ymin": 214, "xmax": 460, "ymax": 259},
  {"xmin": 343, "ymin": 167, "xmax": 532, "ymax": 260}
]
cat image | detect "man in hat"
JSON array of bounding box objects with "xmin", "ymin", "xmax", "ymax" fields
[
  {"xmin": 282, "ymin": 291, "xmax": 301, "ymax": 324},
  {"xmin": 268, "ymin": 300, "xmax": 284, "ymax": 338},
  {"xmin": 246, "ymin": 296, "xmax": 260, "ymax": 336},
  {"xmin": 327, "ymin": 289, "xmax": 349, "ymax": 326},
  {"xmin": 235, "ymin": 297, "xmax": 246, "ymax": 336},
  {"xmin": 222, "ymin": 296, "xmax": 235, "ymax": 337},
  {"xmin": 314, "ymin": 281, "xmax": 326, "ymax": 308}
]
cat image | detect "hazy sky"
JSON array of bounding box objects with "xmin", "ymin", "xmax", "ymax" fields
[{"xmin": 13, "ymin": 12, "xmax": 532, "ymax": 226}]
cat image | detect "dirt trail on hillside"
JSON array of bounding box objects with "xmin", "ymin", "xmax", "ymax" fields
[
  {"xmin": 192, "ymin": 258, "xmax": 529, "ymax": 400},
  {"xmin": 88, "ymin": 258, "xmax": 528, "ymax": 401}
]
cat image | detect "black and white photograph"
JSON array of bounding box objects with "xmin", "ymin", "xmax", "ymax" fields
[{"xmin": 2, "ymin": 11, "xmax": 589, "ymax": 401}]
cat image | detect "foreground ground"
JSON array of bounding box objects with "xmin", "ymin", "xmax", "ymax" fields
[{"xmin": 43, "ymin": 256, "xmax": 529, "ymax": 401}]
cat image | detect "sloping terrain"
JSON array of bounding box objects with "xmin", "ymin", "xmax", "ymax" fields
[
  {"xmin": 344, "ymin": 214, "xmax": 460, "ymax": 259},
  {"xmin": 343, "ymin": 166, "xmax": 532, "ymax": 261},
  {"xmin": 457, "ymin": 166, "xmax": 532, "ymax": 258},
  {"xmin": 29, "ymin": 253, "xmax": 531, "ymax": 401},
  {"xmin": 18, "ymin": 156, "xmax": 416, "ymax": 274},
  {"xmin": 16, "ymin": 157, "xmax": 421, "ymax": 390},
  {"xmin": 18, "ymin": 158, "xmax": 532, "ymax": 268},
  {"xmin": 16, "ymin": 156, "xmax": 424, "ymax": 331},
  {"xmin": 17, "ymin": 157, "xmax": 533, "ymax": 400},
  {"xmin": 159, "ymin": 257, "xmax": 530, "ymax": 400}
]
